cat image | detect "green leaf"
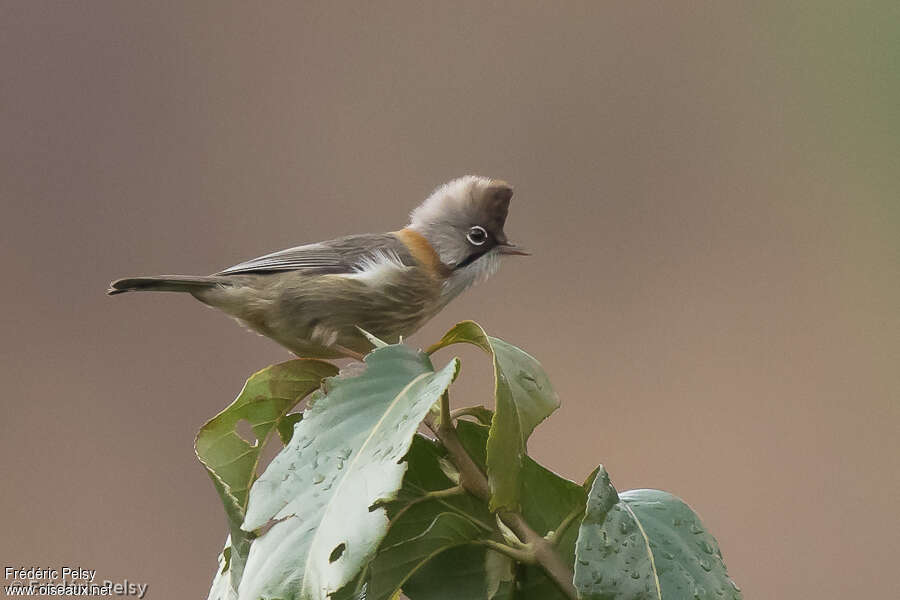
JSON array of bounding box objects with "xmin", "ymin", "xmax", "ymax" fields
[
  {"xmin": 428, "ymin": 321, "xmax": 559, "ymax": 513},
  {"xmin": 384, "ymin": 436, "xmax": 494, "ymax": 537},
  {"xmin": 368, "ymin": 435, "xmax": 496, "ymax": 600},
  {"xmin": 369, "ymin": 513, "xmax": 484, "ymax": 600},
  {"xmin": 196, "ymin": 359, "xmax": 337, "ymax": 592},
  {"xmin": 401, "ymin": 545, "xmax": 496, "ymax": 600},
  {"xmin": 329, "ymin": 579, "xmax": 368, "ymax": 600},
  {"xmin": 276, "ymin": 412, "xmax": 304, "ymax": 444},
  {"xmin": 455, "ymin": 421, "xmax": 585, "ymax": 600},
  {"xmin": 453, "ymin": 421, "xmax": 586, "ymax": 539},
  {"xmin": 356, "ymin": 326, "xmax": 390, "ymax": 348},
  {"xmin": 450, "ymin": 405, "xmax": 494, "ymax": 425},
  {"xmin": 574, "ymin": 467, "xmax": 743, "ymax": 600},
  {"xmin": 484, "ymin": 548, "xmax": 516, "ymax": 599},
  {"xmin": 237, "ymin": 345, "xmax": 460, "ymax": 600},
  {"xmin": 399, "ymin": 422, "xmax": 586, "ymax": 600},
  {"xmin": 207, "ymin": 539, "xmax": 238, "ymax": 600}
]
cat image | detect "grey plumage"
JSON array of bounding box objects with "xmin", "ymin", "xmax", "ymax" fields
[
  {"xmin": 108, "ymin": 175, "xmax": 525, "ymax": 359},
  {"xmin": 106, "ymin": 275, "xmax": 223, "ymax": 295},
  {"xmin": 108, "ymin": 235, "xmax": 432, "ymax": 358},
  {"xmin": 216, "ymin": 233, "xmax": 409, "ymax": 276}
]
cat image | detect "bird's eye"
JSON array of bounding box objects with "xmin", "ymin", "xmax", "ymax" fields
[{"xmin": 467, "ymin": 225, "xmax": 488, "ymax": 246}]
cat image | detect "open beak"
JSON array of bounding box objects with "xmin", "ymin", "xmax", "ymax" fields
[{"xmin": 497, "ymin": 242, "xmax": 530, "ymax": 256}]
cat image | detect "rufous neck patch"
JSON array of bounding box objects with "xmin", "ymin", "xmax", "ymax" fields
[{"xmin": 394, "ymin": 228, "xmax": 452, "ymax": 280}]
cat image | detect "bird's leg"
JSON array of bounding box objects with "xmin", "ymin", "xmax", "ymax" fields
[{"xmin": 332, "ymin": 344, "xmax": 366, "ymax": 362}]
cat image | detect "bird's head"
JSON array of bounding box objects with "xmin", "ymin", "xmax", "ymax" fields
[{"xmin": 408, "ymin": 176, "xmax": 528, "ymax": 278}]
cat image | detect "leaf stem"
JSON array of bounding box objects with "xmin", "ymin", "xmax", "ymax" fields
[
  {"xmin": 427, "ymin": 394, "xmax": 578, "ymax": 600},
  {"xmin": 424, "ymin": 485, "xmax": 465, "ymax": 500},
  {"xmin": 429, "ymin": 395, "xmax": 490, "ymax": 499},
  {"xmin": 499, "ymin": 512, "xmax": 579, "ymax": 600},
  {"xmin": 479, "ymin": 539, "xmax": 536, "ymax": 565},
  {"xmin": 449, "ymin": 406, "xmax": 492, "ymax": 424},
  {"xmin": 546, "ymin": 504, "xmax": 585, "ymax": 547},
  {"xmin": 440, "ymin": 391, "xmax": 452, "ymax": 430},
  {"xmin": 387, "ymin": 485, "xmax": 466, "ymax": 529}
]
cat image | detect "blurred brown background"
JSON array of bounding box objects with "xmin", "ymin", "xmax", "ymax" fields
[{"xmin": 2, "ymin": 2, "xmax": 898, "ymax": 598}]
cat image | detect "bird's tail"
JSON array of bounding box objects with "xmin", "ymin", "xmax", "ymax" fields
[{"xmin": 107, "ymin": 275, "xmax": 223, "ymax": 295}]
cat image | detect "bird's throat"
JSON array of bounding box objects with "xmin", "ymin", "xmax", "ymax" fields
[{"xmin": 439, "ymin": 251, "xmax": 502, "ymax": 307}]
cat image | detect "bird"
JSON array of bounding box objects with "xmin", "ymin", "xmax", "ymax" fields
[{"xmin": 108, "ymin": 175, "xmax": 528, "ymax": 359}]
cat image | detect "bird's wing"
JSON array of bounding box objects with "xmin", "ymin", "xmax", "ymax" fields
[{"xmin": 215, "ymin": 233, "xmax": 412, "ymax": 276}]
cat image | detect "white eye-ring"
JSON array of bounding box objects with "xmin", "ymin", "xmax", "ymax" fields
[{"xmin": 467, "ymin": 225, "xmax": 488, "ymax": 246}]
